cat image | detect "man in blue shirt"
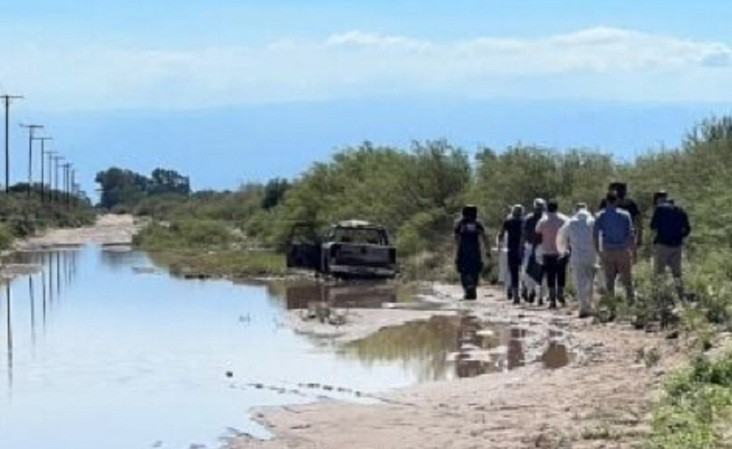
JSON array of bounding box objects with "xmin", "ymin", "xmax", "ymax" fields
[{"xmin": 593, "ymin": 192, "xmax": 635, "ymax": 302}]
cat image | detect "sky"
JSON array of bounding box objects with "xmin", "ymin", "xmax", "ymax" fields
[{"xmin": 2, "ymin": 1, "xmax": 732, "ymax": 193}]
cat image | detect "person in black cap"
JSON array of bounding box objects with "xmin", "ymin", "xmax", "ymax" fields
[
  {"xmin": 653, "ymin": 190, "xmax": 669, "ymax": 207},
  {"xmin": 454, "ymin": 205, "xmax": 491, "ymax": 300}
]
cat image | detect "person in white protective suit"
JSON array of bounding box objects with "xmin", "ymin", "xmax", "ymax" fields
[{"xmin": 557, "ymin": 203, "xmax": 598, "ymax": 318}]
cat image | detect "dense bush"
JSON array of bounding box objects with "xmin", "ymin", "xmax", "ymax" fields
[
  {"xmin": 134, "ymin": 219, "xmax": 232, "ymax": 250},
  {"xmin": 647, "ymin": 352, "xmax": 732, "ymax": 449},
  {"xmin": 0, "ymin": 224, "xmax": 14, "ymax": 249}
]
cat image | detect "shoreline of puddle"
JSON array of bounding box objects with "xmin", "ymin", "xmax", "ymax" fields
[{"xmin": 277, "ymin": 281, "xmax": 575, "ymax": 381}]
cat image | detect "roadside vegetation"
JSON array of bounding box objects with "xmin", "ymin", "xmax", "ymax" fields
[{"xmin": 0, "ymin": 185, "xmax": 95, "ymax": 249}]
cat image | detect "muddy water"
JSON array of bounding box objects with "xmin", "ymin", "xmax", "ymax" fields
[
  {"xmin": 0, "ymin": 247, "xmax": 437, "ymax": 449},
  {"xmin": 341, "ymin": 314, "xmax": 571, "ymax": 381}
]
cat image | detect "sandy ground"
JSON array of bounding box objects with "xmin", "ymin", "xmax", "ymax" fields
[
  {"xmin": 284, "ymin": 307, "xmax": 459, "ymax": 344},
  {"xmin": 231, "ymin": 284, "xmax": 686, "ymax": 449},
  {"xmin": 12, "ymin": 214, "xmax": 140, "ymax": 250}
]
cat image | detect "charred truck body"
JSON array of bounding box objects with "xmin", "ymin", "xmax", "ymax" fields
[{"xmin": 286, "ymin": 220, "xmax": 397, "ymax": 279}]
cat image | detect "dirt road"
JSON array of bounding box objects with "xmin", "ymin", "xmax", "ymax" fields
[
  {"xmin": 232, "ymin": 285, "xmax": 681, "ymax": 449},
  {"xmin": 13, "ymin": 214, "xmax": 140, "ymax": 250}
]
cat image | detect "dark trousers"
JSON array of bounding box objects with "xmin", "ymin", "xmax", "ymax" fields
[
  {"xmin": 507, "ymin": 251, "xmax": 522, "ymax": 291},
  {"xmin": 542, "ymin": 254, "xmax": 568, "ymax": 291},
  {"xmin": 457, "ymin": 254, "xmax": 483, "ymax": 300},
  {"xmin": 460, "ymin": 270, "xmax": 480, "ymax": 299}
]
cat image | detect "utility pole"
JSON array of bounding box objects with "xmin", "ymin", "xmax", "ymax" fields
[
  {"xmin": 33, "ymin": 136, "xmax": 52, "ymax": 202},
  {"xmin": 1, "ymin": 94, "xmax": 23, "ymax": 193},
  {"xmin": 53, "ymin": 155, "xmax": 64, "ymax": 202},
  {"xmin": 62, "ymin": 163, "xmax": 71, "ymax": 208},
  {"xmin": 19, "ymin": 124, "xmax": 43, "ymax": 199},
  {"xmin": 46, "ymin": 150, "xmax": 56, "ymax": 201},
  {"xmin": 70, "ymin": 169, "xmax": 76, "ymax": 205}
]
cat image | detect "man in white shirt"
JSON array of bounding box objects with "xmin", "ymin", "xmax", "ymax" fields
[{"xmin": 535, "ymin": 200, "xmax": 569, "ymax": 309}]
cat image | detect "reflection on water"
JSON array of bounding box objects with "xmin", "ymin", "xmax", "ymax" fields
[
  {"xmin": 0, "ymin": 246, "xmax": 449, "ymax": 449},
  {"xmin": 343, "ymin": 314, "xmax": 570, "ymax": 381},
  {"xmin": 5, "ymin": 283, "xmax": 11, "ymax": 390},
  {"xmin": 2, "ymin": 249, "xmax": 80, "ymax": 392},
  {"xmin": 542, "ymin": 342, "xmax": 570, "ymax": 369},
  {"xmin": 283, "ymin": 282, "xmax": 398, "ymax": 310},
  {"xmin": 342, "ymin": 315, "xmax": 461, "ymax": 381}
]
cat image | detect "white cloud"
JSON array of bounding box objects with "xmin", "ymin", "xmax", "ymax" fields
[{"xmin": 2, "ymin": 27, "xmax": 732, "ymax": 110}]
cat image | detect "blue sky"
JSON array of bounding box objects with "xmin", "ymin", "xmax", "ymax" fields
[
  {"xmin": 3, "ymin": 1, "xmax": 732, "ymax": 109},
  {"xmin": 2, "ymin": 1, "xmax": 732, "ymax": 193}
]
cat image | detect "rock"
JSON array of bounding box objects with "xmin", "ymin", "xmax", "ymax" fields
[{"xmin": 666, "ymin": 330, "xmax": 680, "ymax": 340}]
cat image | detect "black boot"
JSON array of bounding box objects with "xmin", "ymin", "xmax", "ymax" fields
[
  {"xmin": 528, "ymin": 290, "xmax": 536, "ymax": 304},
  {"xmin": 548, "ymin": 288, "xmax": 557, "ymax": 309},
  {"xmin": 557, "ymin": 288, "xmax": 566, "ymax": 306},
  {"xmin": 507, "ymin": 288, "xmax": 513, "ymax": 301},
  {"xmin": 512, "ymin": 288, "xmax": 520, "ymax": 305},
  {"xmin": 465, "ymin": 286, "xmax": 477, "ymax": 300}
]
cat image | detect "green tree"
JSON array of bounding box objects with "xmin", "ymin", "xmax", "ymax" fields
[
  {"xmin": 95, "ymin": 167, "xmax": 148, "ymax": 210},
  {"xmin": 149, "ymin": 168, "xmax": 191, "ymax": 196},
  {"xmin": 261, "ymin": 178, "xmax": 291, "ymax": 209}
]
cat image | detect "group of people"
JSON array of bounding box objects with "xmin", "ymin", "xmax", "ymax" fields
[{"xmin": 454, "ymin": 182, "xmax": 692, "ymax": 318}]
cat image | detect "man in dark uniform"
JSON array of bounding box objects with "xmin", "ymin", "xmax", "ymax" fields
[
  {"xmin": 454, "ymin": 205, "xmax": 491, "ymax": 300},
  {"xmin": 498, "ymin": 204, "xmax": 524, "ymax": 304},
  {"xmin": 599, "ymin": 182, "xmax": 642, "ymax": 261}
]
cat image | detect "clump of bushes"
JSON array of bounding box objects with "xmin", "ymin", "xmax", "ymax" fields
[
  {"xmin": 647, "ymin": 352, "xmax": 732, "ymax": 449},
  {"xmin": 0, "ymin": 224, "xmax": 14, "ymax": 250},
  {"xmin": 134, "ymin": 219, "xmax": 233, "ymax": 250},
  {"xmin": 0, "ymin": 187, "xmax": 96, "ymax": 246}
]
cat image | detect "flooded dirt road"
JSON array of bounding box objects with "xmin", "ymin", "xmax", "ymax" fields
[{"xmin": 0, "ymin": 217, "xmax": 678, "ymax": 449}]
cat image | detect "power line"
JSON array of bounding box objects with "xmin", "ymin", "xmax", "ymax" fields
[{"xmin": 1, "ymin": 94, "xmax": 23, "ymax": 193}]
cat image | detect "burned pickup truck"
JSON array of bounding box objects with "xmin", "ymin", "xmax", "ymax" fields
[{"xmin": 286, "ymin": 220, "xmax": 397, "ymax": 279}]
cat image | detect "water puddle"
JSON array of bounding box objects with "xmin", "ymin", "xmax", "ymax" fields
[
  {"xmin": 281, "ymin": 281, "xmax": 399, "ymax": 310},
  {"xmin": 0, "ymin": 247, "xmax": 571, "ymax": 449},
  {"xmin": 342, "ymin": 314, "xmax": 571, "ymax": 381}
]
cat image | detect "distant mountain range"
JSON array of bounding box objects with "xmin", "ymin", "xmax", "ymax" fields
[{"xmin": 21, "ymin": 97, "xmax": 732, "ymax": 195}]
